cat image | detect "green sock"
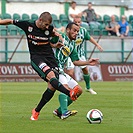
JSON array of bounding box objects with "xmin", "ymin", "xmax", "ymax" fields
[
  {"xmin": 67, "ymin": 96, "xmax": 73, "ymax": 106},
  {"xmin": 57, "ymin": 93, "xmax": 68, "ymax": 114},
  {"xmin": 57, "ymin": 95, "xmax": 73, "ymax": 114},
  {"xmin": 83, "ymin": 74, "xmax": 90, "ymax": 89}
]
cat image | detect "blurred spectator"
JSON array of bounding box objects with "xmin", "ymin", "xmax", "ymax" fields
[
  {"xmin": 68, "ymin": 1, "xmax": 88, "ymax": 28},
  {"xmin": 68, "ymin": 1, "xmax": 82, "ymax": 22},
  {"xmin": 105, "ymin": 15, "xmax": 118, "ymax": 36},
  {"xmin": 116, "ymin": 15, "xmax": 129, "ymax": 37},
  {"xmin": 82, "ymin": 2, "xmax": 101, "ymax": 26}
]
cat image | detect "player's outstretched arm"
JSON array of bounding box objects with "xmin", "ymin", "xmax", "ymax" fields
[
  {"xmin": 73, "ymin": 58, "xmax": 99, "ymax": 66},
  {"xmin": 52, "ymin": 29, "xmax": 64, "ymax": 43},
  {"xmin": 50, "ymin": 42, "xmax": 64, "ymax": 48},
  {"xmin": 88, "ymin": 58, "xmax": 100, "ymax": 66},
  {"xmin": 0, "ymin": 19, "xmax": 13, "ymax": 25},
  {"xmin": 90, "ymin": 36, "xmax": 103, "ymax": 52}
]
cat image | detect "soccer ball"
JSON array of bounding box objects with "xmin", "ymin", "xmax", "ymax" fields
[{"xmin": 86, "ymin": 109, "xmax": 103, "ymax": 124}]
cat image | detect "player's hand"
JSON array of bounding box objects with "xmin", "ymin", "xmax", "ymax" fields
[
  {"xmin": 97, "ymin": 45, "xmax": 103, "ymax": 52},
  {"xmin": 55, "ymin": 42, "xmax": 64, "ymax": 48},
  {"xmin": 88, "ymin": 58, "xmax": 100, "ymax": 66},
  {"xmin": 53, "ymin": 30, "xmax": 64, "ymax": 43},
  {"xmin": 50, "ymin": 42, "xmax": 64, "ymax": 48}
]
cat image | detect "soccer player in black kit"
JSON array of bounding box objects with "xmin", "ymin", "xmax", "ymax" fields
[{"xmin": 0, "ymin": 12, "xmax": 79, "ymax": 120}]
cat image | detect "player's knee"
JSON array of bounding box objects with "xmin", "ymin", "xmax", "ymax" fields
[
  {"xmin": 74, "ymin": 85, "xmax": 83, "ymax": 97},
  {"xmin": 46, "ymin": 71, "xmax": 56, "ymax": 79},
  {"xmin": 82, "ymin": 67, "xmax": 88, "ymax": 74},
  {"xmin": 41, "ymin": 66, "xmax": 59, "ymax": 81},
  {"xmin": 67, "ymin": 70, "xmax": 74, "ymax": 77},
  {"xmin": 59, "ymin": 93, "xmax": 67, "ymax": 99},
  {"xmin": 78, "ymin": 87, "xmax": 83, "ymax": 95}
]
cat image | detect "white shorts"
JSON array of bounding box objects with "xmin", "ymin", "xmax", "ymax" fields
[
  {"xmin": 59, "ymin": 73, "xmax": 78, "ymax": 89},
  {"xmin": 66, "ymin": 56, "xmax": 87, "ymax": 70},
  {"xmin": 66, "ymin": 57, "xmax": 75, "ymax": 69}
]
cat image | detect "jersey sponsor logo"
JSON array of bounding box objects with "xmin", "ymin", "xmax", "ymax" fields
[
  {"xmin": 31, "ymin": 40, "xmax": 49, "ymax": 45},
  {"xmin": 32, "ymin": 41, "xmax": 37, "ymax": 45},
  {"xmin": 28, "ymin": 26, "xmax": 33, "ymax": 32},
  {"xmin": 45, "ymin": 30, "xmax": 49, "ymax": 35},
  {"xmin": 75, "ymin": 38, "xmax": 82, "ymax": 46},
  {"xmin": 28, "ymin": 34, "xmax": 49, "ymax": 40},
  {"xmin": 39, "ymin": 63, "xmax": 47, "ymax": 69},
  {"xmin": 61, "ymin": 46, "xmax": 70, "ymax": 56}
]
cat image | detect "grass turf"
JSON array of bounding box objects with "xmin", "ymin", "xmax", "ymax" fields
[{"xmin": 0, "ymin": 81, "xmax": 132, "ymax": 133}]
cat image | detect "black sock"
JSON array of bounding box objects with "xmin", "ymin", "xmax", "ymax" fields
[
  {"xmin": 49, "ymin": 78, "xmax": 70, "ymax": 96},
  {"xmin": 35, "ymin": 88, "xmax": 55, "ymax": 112}
]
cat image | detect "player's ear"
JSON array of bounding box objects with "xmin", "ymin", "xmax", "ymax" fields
[
  {"xmin": 39, "ymin": 18, "xmax": 42, "ymax": 22},
  {"xmin": 66, "ymin": 28, "xmax": 70, "ymax": 33}
]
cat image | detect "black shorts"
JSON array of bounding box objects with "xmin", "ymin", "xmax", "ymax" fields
[
  {"xmin": 31, "ymin": 55, "xmax": 59, "ymax": 82},
  {"xmin": 109, "ymin": 31, "xmax": 116, "ymax": 36}
]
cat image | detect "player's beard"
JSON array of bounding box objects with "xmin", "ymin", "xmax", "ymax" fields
[{"xmin": 69, "ymin": 33, "xmax": 76, "ymax": 40}]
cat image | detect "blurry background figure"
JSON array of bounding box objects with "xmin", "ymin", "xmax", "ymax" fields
[
  {"xmin": 105, "ymin": 15, "xmax": 118, "ymax": 36},
  {"xmin": 68, "ymin": 1, "xmax": 82, "ymax": 22},
  {"xmin": 91, "ymin": 72, "xmax": 98, "ymax": 81},
  {"xmin": 88, "ymin": 66, "xmax": 102, "ymax": 81},
  {"xmin": 82, "ymin": 2, "xmax": 101, "ymax": 27},
  {"xmin": 116, "ymin": 15, "xmax": 129, "ymax": 37}
]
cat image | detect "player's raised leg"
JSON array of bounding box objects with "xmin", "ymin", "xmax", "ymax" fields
[{"xmin": 30, "ymin": 61, "xmax": 79, "ymax": 120}]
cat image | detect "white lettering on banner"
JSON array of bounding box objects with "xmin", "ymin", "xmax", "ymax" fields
[
  {"xmin": 108, "ymin": 65, "xmax": 133, "ymax": 75},
  {"xmin": 0, "ymin": 65, "xmax": 37, "ymax": 75},
  {"xmin": 0, "ymin": 66, "xmax": 18, "ymax": 74},
  {"xmin": 18, "ymin": 66, "xmax": 36, "ymax": 74},
  {"xmin": 18, "ymin": 66, "xmax": 25, "ymax": 74},
  {"xmin": 27, "ymin": 66, "xmax": 36, "ymax": 74},
  {"xmin": 0, "ymin": 64, "xmax": 40, "ymax": 82}
]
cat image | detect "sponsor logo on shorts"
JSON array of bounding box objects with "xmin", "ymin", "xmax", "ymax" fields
[
  {"xmin": 39, "ymin": 63, "xmax": 47, "ymax": 69},
  {"xmin": 43, "ymin": 66, "xmax": 50, "ymax": 72}
]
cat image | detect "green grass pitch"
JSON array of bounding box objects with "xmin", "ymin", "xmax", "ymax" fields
[{"xmin": 0, "ymin": 81, "xmax": 132, "ymax": 133}]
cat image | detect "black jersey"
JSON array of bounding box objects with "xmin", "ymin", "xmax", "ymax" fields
[{"xmin": 13, "ymin": 20, "xmax": 55, "ymax": 59}]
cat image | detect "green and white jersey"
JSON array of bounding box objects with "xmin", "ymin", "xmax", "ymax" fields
[
  {"xmin": 75, "ymin": 27, "xmax": 91, "ymax": 58},
  {"xmin": 53, "ymin": 34, "xmax": 79, "ymax": 72}
]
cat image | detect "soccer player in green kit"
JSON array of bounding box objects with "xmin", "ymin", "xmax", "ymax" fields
[
  {"xmin": 65, "ymin": 16, "xmax": 103, "ymax": 94},
  {"xmin": 51, "ymin": 22, "xmax": 100, "ymax": 119}
]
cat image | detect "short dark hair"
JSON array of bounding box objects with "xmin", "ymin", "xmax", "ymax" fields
[
  {"xmin": 39, "ymin": 12, "xmax": 52, "ymax": 23},
  {"xmin": 71, "ymin": 1, "xmax": 76, "ymax": 5},
  {"xmin": 88, "ymin": 2, "xmax": 92, "ymax": 4},
  {"xmin": 66, "ymin": 22, "xmax": 78, "ymax": 30}
]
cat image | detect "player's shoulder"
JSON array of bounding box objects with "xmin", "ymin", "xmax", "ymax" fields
[
  {"xmin": 80, "ymin": 26, "xmax": 86, "ymax": 30},
  {"xmin": 49, "ymin": 25, "xmax": 54, "ymax": 29},
  {"xmin": 80, "ymin": 26, "xmax": 88, "ymax": 32},
  {"xmin": 61, "ymin": 33, "xmax": 67, "ymax": 39}
]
